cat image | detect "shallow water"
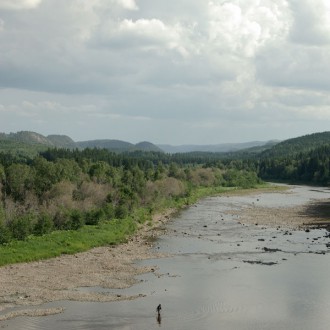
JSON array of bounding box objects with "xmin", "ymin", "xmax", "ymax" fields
[{"xmin": 2, "ymin": 185, "xmax": 330, "ymax": 329}]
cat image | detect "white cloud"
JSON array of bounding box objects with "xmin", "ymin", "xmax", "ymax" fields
[
  {"xmin": 93, "ymin": 18, "xmax": 190, "ymax": 57},
  {"xmin": 0, "ymin": 0, "xmax": 42, "ymax": 10},
  {"xmin": 0, "ymin": 0, "xmax": 329, "ymax": 143},
  {"xmin": 289, "ymin": 0, "xmax": 330, "ymax": 45},
  {"xmin": 117, "ymin": 0, "xmax": 138, "ymax": 11},
  {"xmin": 207, "ymin": 0, "xmax": 290, "ymax": 57}
]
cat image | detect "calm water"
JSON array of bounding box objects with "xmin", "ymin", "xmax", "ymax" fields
[{"xmin": 2, "ymin": 185, "xmax": 330, "ymax": 329}]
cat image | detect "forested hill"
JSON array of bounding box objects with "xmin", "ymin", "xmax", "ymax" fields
[
  {"xmin": 0, "ymin": 131, "xmax": 162, "ymax": 155},
  {"xmin": 256, "ymin": 132, "xmax": 330, "ymax": 186},
  {"xmin": 0, "ymin": 131, "xmax": 274, "ymax": 155},
  {"xmin": 76, "ymin": 140, "xmax": 163, "ymax": 153},
  {"xmin": 259, "ymin": 131, "xmax": 330, "ymax": 159}
]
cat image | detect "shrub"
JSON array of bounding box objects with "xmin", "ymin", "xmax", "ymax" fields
[
  {"xmin": 115, "ymin": 204, "xmax": 129, "ymax": 219},
  {"xmin": 103, "ymin": 203, "xmax": 115, "ymax": 220},
  {"xmin": 8, "ymin": 213, "xmax": 35, "ymax": 240},
  {"xmin": 0, "ymin": 220, "xmax": 11, "ymax": 244},
  {"xmin": 69, "ymin": 209, "xmax": 85, "ymax": 230},
  {"xmin": 53, "ymin": 208, "xmax": 84, "ymax": 230},
  {"xmin": 33, "ymin": 213, "xmax": 54, "ymax": 236},
  {"xmin": 85, "ymin": 208, "xmax": 105, "ymax": 225}
]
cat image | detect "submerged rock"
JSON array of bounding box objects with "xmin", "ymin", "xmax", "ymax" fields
[{"xmin": 243, "ymin": 260, "xmax": 278, "ymax": 266}]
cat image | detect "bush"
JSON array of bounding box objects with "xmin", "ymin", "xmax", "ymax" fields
[
  {"xmin": 33, "ymin": 213, "xmax": 54, "ymax": 236},
  {"xmin": 8, "ymin": 213, "xmax": 35, "ymax": 240},
  {"xmin": 115, "ymin": 204, "xmax": 129, "ymax": 219},
  {"xmin": 103, "ymin": 203, "xmax": 115, "ymax": 220},
  {"xmin": 0, "ymin": 221, "xmax": 11, "ymax": 244},
  {"xmin": 69, "ymin": 209, "xmax": 85, "ymax": 230},
  {"xmin": 85, "ymin": 208, "xmax": 105, "ymax": 225},
  {"xmin": 54, "ymin": 209, "xmax": 84, "ymax": 230}
]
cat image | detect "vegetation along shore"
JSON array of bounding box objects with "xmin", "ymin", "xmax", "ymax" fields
[{"xmin": 0, "ymin": 130, "xmax": 330, "ymax": 320}]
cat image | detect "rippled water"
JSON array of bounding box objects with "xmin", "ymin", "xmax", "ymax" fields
[{"xmin": 3, "ymin": 185, "xmax": 330, "ymax": 329}]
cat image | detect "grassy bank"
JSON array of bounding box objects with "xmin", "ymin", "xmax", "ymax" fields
[
  {"xmin": 0, "ymin": 184, "xmax": 277, "ymax": 267},
  {"xmin": 0, "ymin": 219, "xmax": 137, "ymax": 267}
]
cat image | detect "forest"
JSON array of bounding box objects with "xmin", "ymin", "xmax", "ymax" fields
[
  {"xmin": 0, "ymin": 147, "xmax": 261, "ymax": 249},
  {"xmin": 256, "ymin": 144, "xmax": 330, "ymax": 185},
  {"xmin": 0, "ymin": 130, "xmax": 329, "ymax": 263}
]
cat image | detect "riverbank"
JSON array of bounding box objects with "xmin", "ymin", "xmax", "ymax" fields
[
  {"xmin": 0, "ymin": 185, "xmax": 329, "ymax": 322},
  {"xmin": 232, "ymin": 187, "xmax": 330, "ymax": 229},
  {"xmin": 0, "ymin": 209, "xmax": 176, "ymax": 321}
]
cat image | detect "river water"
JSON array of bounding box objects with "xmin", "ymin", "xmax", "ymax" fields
[{"xmin": 3, "ymin": 185, "xmax": 330, "ymax": 329}]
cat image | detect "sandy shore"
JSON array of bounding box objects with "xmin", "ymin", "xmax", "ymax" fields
[{"xmin": 0, "ymin": 188, "xmax": 329, "ymax": 321}]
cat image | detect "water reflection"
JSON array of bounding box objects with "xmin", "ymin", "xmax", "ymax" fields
[{"xmin": 156, "ymin": 312, "xmax": 161, "ymax": 326}]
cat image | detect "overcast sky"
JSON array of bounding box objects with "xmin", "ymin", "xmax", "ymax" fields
[{"xmin": 0, "ymin": 0, "xmax": 330, "ymax": 144}]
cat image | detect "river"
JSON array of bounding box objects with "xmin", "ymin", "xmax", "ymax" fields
[{"xmin": 3, "ymin": 185, "xmax": 330, "ymax": 329}]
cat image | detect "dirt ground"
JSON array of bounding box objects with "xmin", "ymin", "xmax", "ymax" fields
[
  {"xmin": 0, "ymin": 188, "xmax": 329, "ymax": 321},
  {"xmin": 233, "ymin": 193, "xmax": 330, "ymax": 230}
]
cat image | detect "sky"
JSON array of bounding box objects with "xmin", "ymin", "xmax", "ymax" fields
[{"xmin": 0, "ymin": 0, "xmax": 330, "ymax": 145}]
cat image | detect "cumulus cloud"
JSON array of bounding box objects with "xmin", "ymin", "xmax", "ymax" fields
[
  {"xmin": 0, "ymin": 0, "xmax": 42, "ymax": 10},
  {"xmin": 289, "ymin": 0, "xmax": 330, "ymax": 45},
  {"xmin": 207, "ymin": 0, "xmax": 290, "ymax": 57},
  {"xmin": 117, "ymin": 0, "xmax": 138, "ymax": 10},
  {"xmin": 0, "ymin": 0, "xmax": 329, "ymax": 143},
  {"xmin": 92, "ymin": 18, "xmax": 190, "ymax": 58}
]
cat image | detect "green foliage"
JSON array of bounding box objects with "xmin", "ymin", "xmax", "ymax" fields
[
  {"xmin": 1, "ymin": 130, "xmax": 330, "ymax": 265},
  {"xmin": 115, "ymin": 204, "xmax": 129, "ymax": 219},
  {"xmin": 33, "ymin": 213, "xmax": 54, "ymax": 236},
  {"xmin": 0, "ymin": 140, "xmax": 47, "ymax": 159},
  {"xmin": 0, "ymin": 208, "xmax": 10, "ymax": 244},
  {"xmin": 132, "ymin": 207, "xmax": 152, "ymax": 224},
  {"xmin": 5, "ymin": 163, "xmax": 34, "ymax": 201},
  {"xmin": 8, "ymin": 213, "xmax": 35, "ymax": 240},
  {"xmin": 260, "ymin": 131, "xmax": 330, "ymax": 159},
  {"xmin": 258, "ymin": 144, "xmax": 330, "ymax": 185},
  {"xmin": 85, "ymin": 208, "xmax": 106, "ymax": 225},
  {"xmin": 103, "ymin": 203, "xmax": 115, "ymax": 220},
  {"xmin": 0, "ymin": 142, "xmax": 268, "ymax": 267},
  {"xmin": 223, "ymin": 169, "xmax": 261, "ymax": 188},
  {"xmin": 32, "ymin": 159, "xmax": 56, "ymax": 196},
  {"xmin": 53, "ymin": 209, "xmax": 85, "ymax": 230}
]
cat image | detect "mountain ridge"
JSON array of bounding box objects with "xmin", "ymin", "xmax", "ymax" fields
[
  {"xmin": 1, "ymin": 130, "xmax": 329, "ymax": 157},
  {"xmin": 158, "ymin": 140, "xmax": 279, "ymax": 153}
]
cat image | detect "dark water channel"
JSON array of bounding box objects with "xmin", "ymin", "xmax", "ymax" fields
[{"xmin": 3, "ymin": 185, "xmax": 330, "ymax": 329}]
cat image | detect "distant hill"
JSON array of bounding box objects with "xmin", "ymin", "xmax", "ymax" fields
[
  {"xmin": 7, "ymin": 131, "xmax": 53, "ymax": 146},
  {"xmin": 0, "ymin": 131, "xmax": 162, "ymax": 154},
  {"xmin": 1, "ymin": 130, "xmax": 329, "ymax": 160},
  {"xmin": 76, "ymin": 139, "xmax": 134, "ymax": 152},
  {"xmin": 0, "ymin": 131, "xmax": 76, "ymax": 147},
  {"xmin": 76, "ymin": 139, "xmax": 163, "ymax": 153},
  {"xmin": 158, "ymin": 141, "xmax": 277, "ymax": 154},
  {"xmin": 135, "ymin": 141, "xmax": 163, "ymax": 153},
  {"xmin": 260, "ymin": 131, "xmax": 330, "ymax": 158},
  {"xmin": 0, "ymin": 131, "xmax": 75, "ymax": 158},
  {"xmin": 47, "ymin": 135, "xmax": 76, "ymax": 149},
  {"xmin": 0, "ymin": 137, "xmax": 49, "ymax": 158}
]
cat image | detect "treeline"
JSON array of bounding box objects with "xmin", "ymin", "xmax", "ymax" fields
[
  {"xmin": 40, "ymin": 148, "xmax": 234, "ymax": 166},
  {"xmin": 260, "ymin": 131, "xmax": 330, "ymax": 159},
  {"xmin": 257, "ymin": 144, "xmax": 330, "ymax": 185},
  {"xmin": 0, "ymin": 148, "xmax": 261, "ymax": 244}
]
